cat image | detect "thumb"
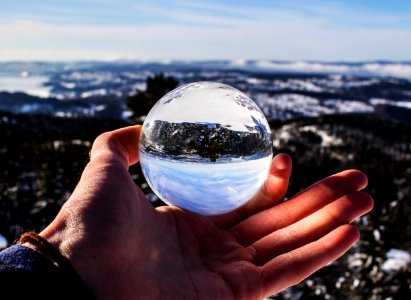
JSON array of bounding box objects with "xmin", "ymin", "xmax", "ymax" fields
[
  {"xmin": 89, "ymin": 125, "xmax": 142, "ymax": 167},
  {"xmin": 65, "ymin": 125, "xmax": 148, "ymax": 210}
]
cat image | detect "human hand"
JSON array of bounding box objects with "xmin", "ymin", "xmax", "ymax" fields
[{"xmin": 39, "ymin": 125, "xmax": 373, "ymax": 300}]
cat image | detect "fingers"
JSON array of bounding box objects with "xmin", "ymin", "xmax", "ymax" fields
[
  {"xmin": 65, "ymin": 124, "xmax": 155, "ymax": 216},
  {"xmin": 249, "ymin": 191, "xmax": 373, "ymax": 265},
  {"xmin": 231, "ymin": 169, "xmax": 368, "ymax": 245},
  {"xmin": 260, "ymin": 224, "xmax": 359, "ymax": 297},
  {"xmin": 69, "ymin": 125, "xmax": 145, "ymax": 205},
  {"xmin": 211, "ymin": 153, "xmax": 292, "ymax": 228},
  {"xmin": 243, "ymin": 153, "xmax": 292, "ymax": 213},
  {"xmin": 90, "ymin": 125, "xmax": 142, "ymax": 167}
]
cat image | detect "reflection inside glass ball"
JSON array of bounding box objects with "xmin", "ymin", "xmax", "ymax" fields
[{"xmin": 139, "ymin": 81, "xmax": 272, "ymax": 216}]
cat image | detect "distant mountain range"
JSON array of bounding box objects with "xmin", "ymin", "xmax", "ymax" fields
[
  {"xmin": 1, "ymin": 60, "xmax": 411, "ymax": 78},
  {"xmin": 0, "ymin": 60, "xmax": 410, "ymax": 122}
]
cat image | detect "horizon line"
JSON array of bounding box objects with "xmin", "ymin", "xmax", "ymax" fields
[{"xmin": 0, "ymin": 58, "xmax": 410, "ymax": 64}]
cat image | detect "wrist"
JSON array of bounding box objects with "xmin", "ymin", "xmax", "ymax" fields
[
  {"xmin": 18, "ymin": 231, "xmax": 95, "ymax": 298},
  {"xmin": 39, "ymin": 223, "xmax": 121, "ymax": 299}
]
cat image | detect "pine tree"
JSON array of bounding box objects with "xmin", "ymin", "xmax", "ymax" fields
[{"xmin": 126, "ymin": 73, "xmax": 179, "ymax": 121}]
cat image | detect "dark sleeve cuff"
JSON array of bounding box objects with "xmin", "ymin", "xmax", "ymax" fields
[{"xmin": 0, "ymin": 245, "xmax": 95, "ymax": 299}]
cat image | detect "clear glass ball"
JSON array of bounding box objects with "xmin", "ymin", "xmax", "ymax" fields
[{"xmin": 139, "ymin": 81, "xmax": 272, "ymax": 216}]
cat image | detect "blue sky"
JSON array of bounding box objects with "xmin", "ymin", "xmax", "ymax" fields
[{"xmin": 1, "ymin": 0, "xmax": 410, "ymax": 61}]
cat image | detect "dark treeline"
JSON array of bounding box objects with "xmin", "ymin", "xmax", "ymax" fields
[{"xmin": 140, "ymin": 120, "xmax": 272, "ymax": 162}]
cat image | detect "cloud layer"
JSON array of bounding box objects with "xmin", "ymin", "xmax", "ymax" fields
[{"xmin": 1, "ymin": 0, "xmax": 410, "ymax": 61}]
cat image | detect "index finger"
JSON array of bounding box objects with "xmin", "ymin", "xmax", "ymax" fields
[{"xmin": 259, "ymin": 224, "xmax": 359, "ymax": 297}]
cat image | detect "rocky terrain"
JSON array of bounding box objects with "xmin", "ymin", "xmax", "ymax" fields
[
  {"xmin": 268, "ymin": 114, "xmax": 411, "ymax": 299},
  {"xmin": 0, "ymin": 110, "xmax": 410, "ymax": 299}
]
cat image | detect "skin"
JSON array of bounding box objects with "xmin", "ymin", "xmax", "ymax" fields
[{"xmin": 39, "ymin": 125, "xmax": 373, "ymax": 300}]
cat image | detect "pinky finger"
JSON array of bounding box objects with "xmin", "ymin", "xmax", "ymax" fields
[{"xmin": 259, "ymin": 224, "xmax": 359, "ymax": 297}]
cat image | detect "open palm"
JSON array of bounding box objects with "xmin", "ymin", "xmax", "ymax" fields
[{"xmin": 40, "ymin": 126, "xmax": 373, "ymax": 300}]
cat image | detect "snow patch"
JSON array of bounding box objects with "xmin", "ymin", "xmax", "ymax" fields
[
  {"xmin": 300, "ymin": 125, "xmax": 344, "ymax": 147},
  {"xmin": 382, "ymin": 249, "xmax": 411, "ymax": 274},
  {"xmin": 370, "ymin": 98, "xmax": 411, "ymax": 110}
]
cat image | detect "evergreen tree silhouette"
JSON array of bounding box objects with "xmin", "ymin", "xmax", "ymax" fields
[{"xmin": 126, "ymin": 73, "xmax": 179, "ymax": 121}]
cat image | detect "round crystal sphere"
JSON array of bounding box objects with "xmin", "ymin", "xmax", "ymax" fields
[{"xmin": 139, "ymin": 81, "xmax": 272, "ymax": 216}]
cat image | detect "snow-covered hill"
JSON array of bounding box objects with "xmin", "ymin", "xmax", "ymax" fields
[{"xmin": 1, "ymin": 60, "xmax": 410, "ymax": 121}]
